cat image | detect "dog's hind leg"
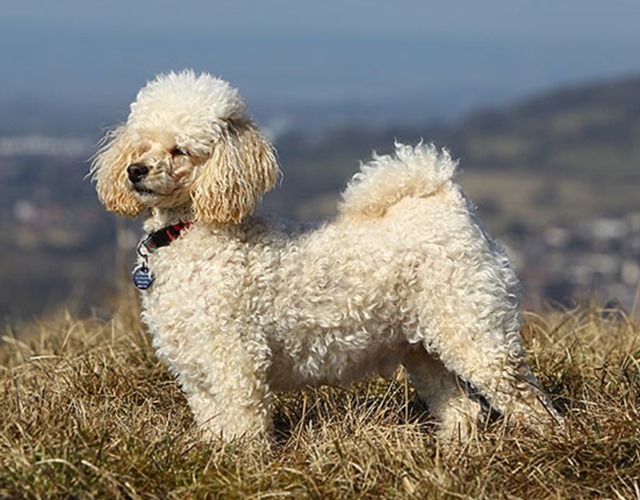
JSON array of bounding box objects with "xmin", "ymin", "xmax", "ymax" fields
[
  {"xmin": 426, "ymin": 324, "xmax": 563, "ymax": 435},
  {"xmin": 410, "ymin": 250, "xmax": 563, "ymax": 434},
  {"xmin": 402, "ymin": 344, "xmax": 483, "ymax": 441}
]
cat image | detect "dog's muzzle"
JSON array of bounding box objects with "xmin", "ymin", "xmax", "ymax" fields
[{"xmin": 127, "ymin": 163, "xmax": 149, "ymax": 184}]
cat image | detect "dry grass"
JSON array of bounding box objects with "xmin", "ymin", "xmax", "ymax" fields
[{"xmin": 1, "ymin": 305, "xmax": 639, "ymax": 499}]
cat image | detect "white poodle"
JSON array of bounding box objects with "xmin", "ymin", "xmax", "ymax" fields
[{"xmin": 92, "ymin": 70, "xmax": 562, "ymax": 442}]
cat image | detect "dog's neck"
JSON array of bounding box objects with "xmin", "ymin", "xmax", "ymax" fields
[{"xmin": 143, "ymin": 206, "xmax": 193, "ymax": 234}]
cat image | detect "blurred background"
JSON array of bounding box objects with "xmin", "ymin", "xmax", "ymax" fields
[{"xmin": 2, "ymin": 0, "xmax": 640, "ymax": 320}]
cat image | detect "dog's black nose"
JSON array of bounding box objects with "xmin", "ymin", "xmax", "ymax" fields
[{"xmin": 127, "ymin": 164, "xmax": 149, "ymax": 183}]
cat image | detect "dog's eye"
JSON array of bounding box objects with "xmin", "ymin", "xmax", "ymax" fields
[{"xmin": 171, "ymin": 147, "xmax": 188, "ymax": 157}]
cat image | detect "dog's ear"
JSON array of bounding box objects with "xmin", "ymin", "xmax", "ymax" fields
[
  {"xmin": 190, "ymin": 121, "xmax": 280, "ymax": 225},
  {"xmin": 91, "ymin": 126, "xmax": 145, "ymax": 217}
]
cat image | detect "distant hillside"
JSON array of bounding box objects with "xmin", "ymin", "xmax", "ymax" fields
[
  {"xmin": 278, "ymin": 75, "xmax": 640, "ymax": 173},
  {"xmin": 447, "ymin": 77, "xmax": 640, "ymax": 176},
  {"xmin": 271, "ymin": 75, "xmax": 640, "ymax": 223}
]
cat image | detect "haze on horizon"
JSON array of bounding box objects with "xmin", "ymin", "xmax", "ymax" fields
[{"xmin": 2, "ymin": 0, "xmax": 640, "ymax": 125}]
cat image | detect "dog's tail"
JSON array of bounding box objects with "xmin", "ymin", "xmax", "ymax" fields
[{"xmin": 338, "ymin": 142, "xmax": 458, "ymax": 219}]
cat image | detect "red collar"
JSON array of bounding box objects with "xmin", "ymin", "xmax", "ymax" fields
[
  {"xmin": 141, "ymin": 221, "xmax": 193, "ymax": 254},
  {"xmin": 133, "ymin": 221, "xmax": 192, "ymax": 290}
]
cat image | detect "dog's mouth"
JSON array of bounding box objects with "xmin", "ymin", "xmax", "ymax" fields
[{"xmin": 132, "ymin": 183, "xmax": 156, "ymax": 196}]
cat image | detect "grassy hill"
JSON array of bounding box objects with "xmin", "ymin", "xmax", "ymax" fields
[
  {"xmin": 1, "ymin": 305, "xmax": 639, "ymax": 497},
  {"xmin": 2, "ymin": 77, "xmax": 640, "ymax": 496}
]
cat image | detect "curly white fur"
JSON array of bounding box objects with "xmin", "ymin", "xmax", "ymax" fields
[{"xmin": 92, "ymin": 70, "xmax": 563, "ymax": 442}]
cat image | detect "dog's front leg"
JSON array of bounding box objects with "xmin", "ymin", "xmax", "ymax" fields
[
  {"xmin": 175, "ymin": 334, "xmax": 274, "ymax": 443},
  {"xmin": 183, "ymin": 381, "xmax": 272, "ymax": 442}
]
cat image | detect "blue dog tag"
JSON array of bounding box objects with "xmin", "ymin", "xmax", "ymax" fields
[{"xmin": 133, "ymin": 264, "xmax": 154, "ymax": 290}]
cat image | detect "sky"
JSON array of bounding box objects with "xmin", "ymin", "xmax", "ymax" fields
[
  {"xmin": 2, "ymin": 0, "xmax": 640, "ymax": 127},
  {"xmin": 5, "ymin": 0, "xmax": 640, "ymax": 41}
]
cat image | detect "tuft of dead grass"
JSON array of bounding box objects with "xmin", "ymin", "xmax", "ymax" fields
[{"xmin": 1, "ymin": 305, "xmax": 639, "ymax": 499}]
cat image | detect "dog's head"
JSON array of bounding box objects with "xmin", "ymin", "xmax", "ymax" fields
[{"xmin": 91, "ymin": 70, "xmax": 280, "ymax": 225}]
